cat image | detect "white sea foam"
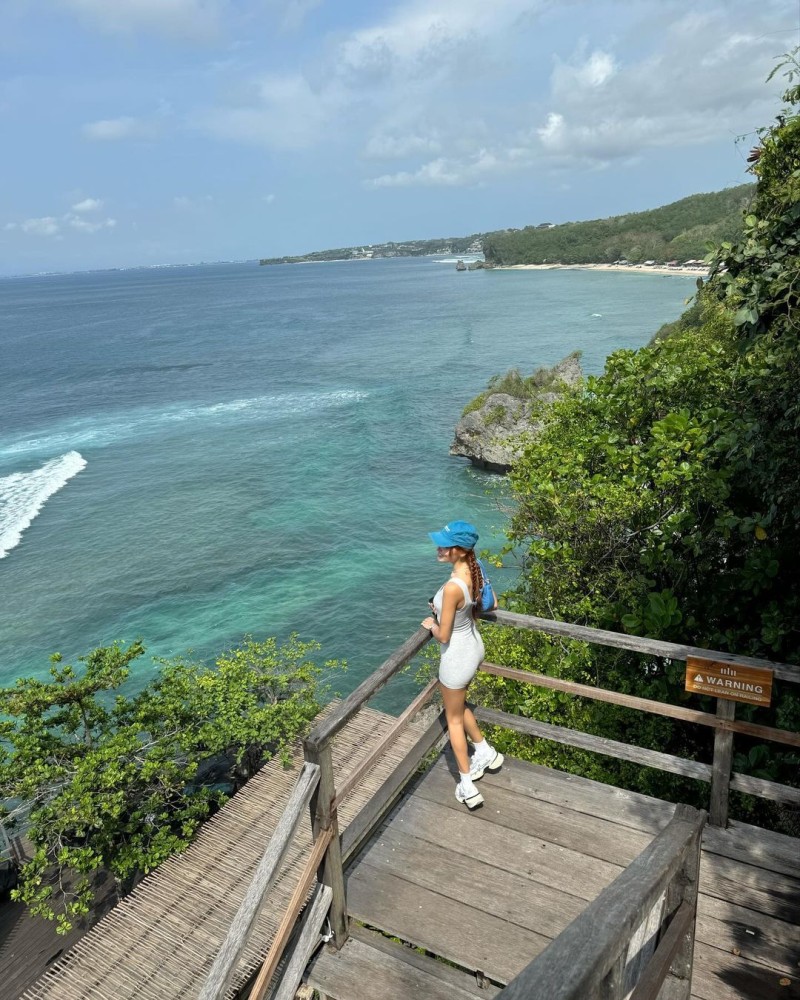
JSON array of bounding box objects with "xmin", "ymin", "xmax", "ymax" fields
[
  {"xmin": 0, "ymin": 451, "xmax": 87, "ymax": 558},
  {"xmin": 0, "ymin": 390, "xmax": 366, "ymax": 460}
]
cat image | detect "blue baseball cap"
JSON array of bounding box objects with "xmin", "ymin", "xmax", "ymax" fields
[{"xmin": 428, "ymin": 520, "xmax": 479, "ymax": 549}]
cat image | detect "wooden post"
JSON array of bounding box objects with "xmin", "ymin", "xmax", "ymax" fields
[
  {"xmin": 709, "ymin": 699, "xmax": 735, "ymax": 827},
  {"xmin": 304, "ymin": 738, "xmax": 348, "ymax": 949},
  {"xmin": 598, "ymin": 952, "xmax": 624, "ymax": 999},
  {"xmin": 654, "ymin": 804, "xmax": 704, "ymax": 1000}
]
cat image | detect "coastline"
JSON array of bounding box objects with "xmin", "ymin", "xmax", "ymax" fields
[{"xmin": 495, "ymin": 262, "xmax": 706, "ymax": 278}]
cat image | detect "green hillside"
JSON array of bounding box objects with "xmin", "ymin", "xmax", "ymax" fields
[{"xmin": 482, "ymin": 184, "xmax": 754, "ymax": 266}]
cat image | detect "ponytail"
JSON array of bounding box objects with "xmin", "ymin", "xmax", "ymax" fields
[{"xmin": 465, "ymin": 549, "xmax": 483, "ymax": 619}]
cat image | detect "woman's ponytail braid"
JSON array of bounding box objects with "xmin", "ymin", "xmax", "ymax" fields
[{"xmin": 466, "ymin": 549, "xmax": 483, "ymax": 619}]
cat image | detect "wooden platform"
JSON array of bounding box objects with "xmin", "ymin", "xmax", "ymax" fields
[
  {"xmin": 309, "ymin": 751, "xmax": 800, "ymax": 1000},
  {"xmin": 19, "ymin": 703, "xmax": 436, "ymax": 1000}
]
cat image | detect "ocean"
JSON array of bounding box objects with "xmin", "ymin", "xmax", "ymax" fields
[{"xmin": 0, "ymin": 257, "xmax": 694, "ymax": 709}]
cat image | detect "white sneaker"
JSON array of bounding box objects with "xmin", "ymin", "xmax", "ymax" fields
[
  {"xmin": 469, "ymin": 747, "xmax": 504, "ymax": 781},
  {"xmin": 455, "ymin": 783, "xmax": 484, "ymax": 810}
]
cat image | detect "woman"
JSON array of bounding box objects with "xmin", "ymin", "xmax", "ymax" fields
[{"xmin": 421, "ymin": 520, "xmax": 503, "ymax": 810}]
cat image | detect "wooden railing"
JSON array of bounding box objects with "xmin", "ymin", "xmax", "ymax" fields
[
  {"xmin": 497, "ymin": 804, "xmax": 707, "ymax": 1000},
  {"xmin": 480, "ymin": 609, "xmax": 800, "ymax": 827},
  {"xmin": 201, "ymin": 609, "xmax": 799, "ymax": 998},
  {"xmin": 199, "ymin": 628, "xmax": 447, "ymax": 999},
  {"xmin": 198, "ymin": 762, "xmax": 331, "ymax": 1000}
]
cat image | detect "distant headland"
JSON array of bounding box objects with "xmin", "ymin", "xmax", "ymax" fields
[{"xmin": 259, "ymin": 183, "xmax": 753, "ymax": 270}]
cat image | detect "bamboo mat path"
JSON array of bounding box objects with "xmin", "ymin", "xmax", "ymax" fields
[{"xmin": 22, "ymin": 702, "xmax": 430, "ymax": 1000}]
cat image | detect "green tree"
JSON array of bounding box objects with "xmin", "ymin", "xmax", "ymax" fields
[
  {"xmin": 0, "ymin": 635, "xmax": 341, "ymax": 931},
  {"xmin": 477, "ymin": 57, "xmax": 800, "ymax": 828}
]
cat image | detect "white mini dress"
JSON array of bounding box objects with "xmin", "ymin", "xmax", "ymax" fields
[{"xmin": 432, "ymin": 576, "xmax": 485, "ymax": 690}]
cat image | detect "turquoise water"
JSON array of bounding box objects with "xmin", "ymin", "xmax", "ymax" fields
[{"xmin": 0, "ymin": 258, "xmax": 694, "ymax": 709}]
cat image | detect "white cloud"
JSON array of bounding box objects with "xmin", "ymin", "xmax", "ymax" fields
[
  {"xmin": 71, "ymin": 197, "xmax": 103, "ymax": 212},
  {"xmin": 362, "ymin": 4, "xmax": 789, "ymax": 186},
  {"xmin": 196, "ymin": 73, "xmax": 339, "ymax": 149},
  {"xmin": 263, "ymin": 193, "xmax": 276, "ymax": 204},
  {"xmin": 367, "ymin": 148, "xmax": 501, "ymax": 188},
  {"xmin": 551, "ymin": 49, "xmax": 617, "ymax": 95},
  {"xmin": 363, "ymin": 131, "xmax": 442, "ymax": 160},
  {"xmin": 18, "ymin": 217, "xmax": 61, "ymax": 236},
  {"xmin": 273, "ymin": 0, "xmax": 323, "ymax": 32},
  {"xmin": 196, "ymin": 0, "xmax": 544, "ymax": 150},
  {"xmin": 534, "ymin": 12, "xmax": 782, "ymax": 169},
  {"xmin": 82, "ymin": 116, "xmax": 160, "ymax": 141},
  {"xmin": 53, "ymin": 0, "xmax": 222, "ymax": 40},
  {"xmin": 65, "ymin": 214, "xmax": 116, "ymax": 233},
  {"xmin": 4, "ymin": 210, "xmax": 117, "ymax": 237}
]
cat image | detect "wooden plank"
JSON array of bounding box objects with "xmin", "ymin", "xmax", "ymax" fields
[
  {"xmin": 710, "ymin": 700, "xmax": 736, "ymax": 827},
  {"xmin": 690, "ymin": 940, "xmax": 800, "ymax": 1000},
  {"xmin": 695, "ymin": 895, "xmax": 800, "ymax": 977},
  {"xmin": 483, "ymin": 610, "xmax": 800, "ymax": 684},
  {"xmin": 474, "ymin": 705, "xmax": 712, "ymax": 782},
  {"xmin": 305, "ymin": 629, "xmax": 432, "ymax": 751},
  {"xmin": 343, "ymin": 924, "xmax": 501, "ymax": 997},
  {"xmin": 413, "ymin": 760, "xmax": 657, "ymax": 868},
  {"xmin": 385, "ymin": 794, "xmax": 624, "ymax": 902},
  {"xmin": 495, "ymin": 805, "xmax": 706, "ymax": 1000},
  {"xmin": 479, "ymin": 662, "xmax": 800, "ymax": 748},
  {"xmin": 248, "ymin": 828, "xmax": 333, "ymax": 1000},
  {"xmin": 699, "ymin": 853, "xmax": 800, "ymax": 924},
  {"xmin": 271, "ymin": 884, "xmax": 332, "ymax": 1000},
  {"xmin": 341, "ymin": 709, "xmax": 448, "ymax": 864},
  {"xmin": 417, "ymin": 754, "xmax": 675, "ymax": 839},
  {"xmin": 346, "ymin": 864, "xmax": 548, "ymax": 985},
  {"xmin": 307, "ymin": 926, "xmax": 498, "ymax": 1000},
  {"xmin": 333, "ymin": 678, "xmax": 438, "ymax": 807},
  {"xmin": 349, "ymin": 824, "xmax": 588, "ymax": 939},
  {"xmin": 729, "ymin": 772, "xmax": 800, "ymax": 806},
  {"xmin": 702, "ymin": 821, "xmax": 800, "ymax": 879},
  {"xmin": 197, "ymin": 762, "xmax": 320, "ymax": 1000}
]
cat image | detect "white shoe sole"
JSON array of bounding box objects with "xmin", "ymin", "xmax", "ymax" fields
[
  {"xmin": 455, "ymin": 786, "xmax": 484, "ymax": 810},
  {"xmin": 469, "ymin": 751, "xmax": 504, "ymax": 781}
]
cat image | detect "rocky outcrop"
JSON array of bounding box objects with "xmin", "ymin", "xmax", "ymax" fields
[{"xmin": 450, "ymin": 353, "xmax": 583, "ymax": 473}]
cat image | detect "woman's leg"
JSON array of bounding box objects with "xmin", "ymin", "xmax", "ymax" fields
[
  {"xmin": 440, "ymin": 683, "xmax": 470, "ymax": 775},
  {"xmin": 463, "ymin": 706, "xmax": 483, "ymax": 745}
]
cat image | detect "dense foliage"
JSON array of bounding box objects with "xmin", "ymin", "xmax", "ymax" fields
[
  {"xmin": 482, "ymin": 185, "xmax": 753, "ymax": 266},
  {"xmin": 461, "ymin": 352, "xmax": 581, "ymax": 416},
  {"xmin": 477, "ymin": 61, "xmax": 800, "ymax": 831},
  {"xmin": 0, "ymin": 635, "xmax": 341, "ymax": 930}
]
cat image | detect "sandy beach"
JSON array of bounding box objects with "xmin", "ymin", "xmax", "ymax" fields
[{"xmin": 497, "ymin": 262, "xmax": 707, "ymax": 278}]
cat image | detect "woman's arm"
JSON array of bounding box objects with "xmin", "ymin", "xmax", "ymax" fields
[{"xmin": 421, "ymin": 581, "xmax": 461, "ymax": 644}]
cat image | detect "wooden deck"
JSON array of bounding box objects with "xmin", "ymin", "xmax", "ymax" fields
[
  {"xmin": 18, "ymin": 703, "xmax": 437, "ymax": 1000},
  {"xmin": 309, "ymin": 750, "xmax": 800, "ymax": 1000}
]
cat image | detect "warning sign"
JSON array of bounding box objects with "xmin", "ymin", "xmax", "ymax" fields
[{"xmin": 685, "ymin": 656, "xmax": 773, "ymax": 707}]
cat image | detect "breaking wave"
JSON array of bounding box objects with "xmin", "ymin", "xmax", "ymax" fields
[
  {"xmin": 0, "ymin": 390, "xmax": 366, "ymax": 461},
  {"xmin": 0, "ymin": 451, "xmax": 87, "ymax": 558}
]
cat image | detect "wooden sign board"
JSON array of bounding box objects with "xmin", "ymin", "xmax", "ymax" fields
[{"xmin": 685, "ymin": 656, "xmax": 773, "ymax": 707}]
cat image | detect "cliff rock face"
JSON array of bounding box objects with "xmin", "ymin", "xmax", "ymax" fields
[{"xmin": 450, "ymin": 353, "xmax": 583, "ymax": 473}]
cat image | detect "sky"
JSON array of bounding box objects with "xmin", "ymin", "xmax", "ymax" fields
[{"xmin": 1, "ymin": 0, "xmax": 798, "ymax": 275}]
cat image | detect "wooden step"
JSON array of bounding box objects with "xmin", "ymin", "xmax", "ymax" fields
[{"xmin": 306, "ymin": 924, "xmax": 501, "ymax": 1000}]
